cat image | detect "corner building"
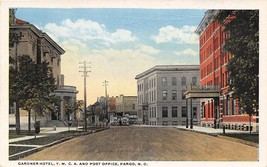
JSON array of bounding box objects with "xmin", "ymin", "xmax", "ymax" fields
[
  {"xmin": 9, "ymin": 15, "xmax": 78, "ymax": 125},
  {"xmin": 195, "ymin": 10, "xmax": 258, "ymax": 131},
  {"xmin": 135, "ymin": 65, "xmax": 200, "ymax": 126}
]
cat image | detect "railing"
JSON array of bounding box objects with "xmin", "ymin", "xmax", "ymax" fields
[
  {"xmin": 57, "ymin": 85, "xmax": 77, "ymax": 90},
  {"xmin": 186, "ymin": 84, "xmax": 221, "ymax": 91}
]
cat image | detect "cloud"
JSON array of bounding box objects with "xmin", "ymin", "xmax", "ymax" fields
[
  {"xmin": 174, "ymin": 48, "xmax": 198, "ymax": 57},
  {"xmin": 152, "ymin": 25, "xmax": 198, "ymax": 44},
  {"xmin": 135, "ymin": 44, "xmax": 160, "ymax": 56},
  {"xmin": 110, "ymin": 29, "xmax": 137, "ymax": 43},
  {"xmin": 44, "ymin": 19, "xmax": 137, "ymax": 47}
]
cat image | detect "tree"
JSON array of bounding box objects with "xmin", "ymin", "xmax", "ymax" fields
[
  {"xmin": 9, "ymin": 55, "xmax": 58, "ymax": 134},
  {"xmin": 216, "ymin": 10, "xmax": 259, "ymax": 133},
  {"xmin": 9, "ymin": 8, "xmax": 22, "ymax": 134}
]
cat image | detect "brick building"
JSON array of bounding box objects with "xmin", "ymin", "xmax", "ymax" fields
[
  {"xmin": 136, "ymin": 65, "xmax": 200, "ymax": 125},
  {"xmin": 194, "ymin": 10, "xmax": 258, "ymax": 131}
]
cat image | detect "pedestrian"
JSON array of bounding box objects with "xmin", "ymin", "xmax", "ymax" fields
[
  {"xmin": 119, "ymin": 118, "xmax": 122, "ymax": 126},
  {"xmin": 106, "ymin": 118, "xmax": 108, "ymax": 127}
]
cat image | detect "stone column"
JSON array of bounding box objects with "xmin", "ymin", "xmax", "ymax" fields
[{"xmin": 60, "ymin": 96, "xmax": 64, "ymax": 121}]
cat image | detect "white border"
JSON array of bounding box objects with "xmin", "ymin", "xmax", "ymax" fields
[{"xmin": 1, "ymin": 0, "xmax": 267, "ymax": 167}]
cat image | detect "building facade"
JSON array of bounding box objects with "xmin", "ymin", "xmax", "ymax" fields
[
  {"xmin": 115, "ymin": 95, "xmax": 137, "ymax": 116},
  {"xmin": 135, "ymin": 65, "xmax": 200, "ymax": 126},
  {"xmin": 9, "ymin": 15, "xmax": 78, "ymax": 126},
  {"xmin": 10, "ymin": 18, "xmax": 64, "ymax": 85},
  {"xmin": 195, "ymin": 10, "xmax": 257, "ymax": 131}
]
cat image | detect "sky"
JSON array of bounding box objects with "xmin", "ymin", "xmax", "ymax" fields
[{"xmin": 15, "ymin": 8, "xmax": 206, "ymax": 105}]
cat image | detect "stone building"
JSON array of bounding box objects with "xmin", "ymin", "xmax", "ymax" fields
[
  {"xmin": 135, "ymin": 65, "xmax": 200, "ymax": 125},
  {"xmin": 9, "ymin": 15, "xmax": 78, "ymax": 127},
  {"xmin": 9, "ymin": 18, "xmax": 64, "ymax": 85},
  {"xmin": 115, "ymin": 95, "xmax": 137, "ymax": 116}
]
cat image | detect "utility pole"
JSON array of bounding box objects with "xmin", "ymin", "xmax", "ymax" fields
[
  {"xmin": 103, "ymin": 80, "xmax": 108, "ymax": 119},
  {"xmin": 79, "ymin": 61, "xmax": 91, "ymax": 131}
]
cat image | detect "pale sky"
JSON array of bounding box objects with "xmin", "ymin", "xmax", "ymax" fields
[{"xmin": 15, "ymin": 8, "xmax": 206, "ymax": 105}]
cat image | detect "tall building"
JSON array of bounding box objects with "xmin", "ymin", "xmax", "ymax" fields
[
  {"xmin": 195, "ymin": 10, "xmax": 257, "ymax": 131},
  {"xmin": 9, "ymin": 17, "xmax": 64, "ymax": 85},
  {"xmin": 9, "ymin": 14, "xmax": 78, "ymax": 126},
  {"xmin": 135, "ymin": 65, "xmax": 200, "ymax": 126}
]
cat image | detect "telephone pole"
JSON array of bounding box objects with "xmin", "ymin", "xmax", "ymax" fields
[
  {"xmin": 103, "ymin": 80, "xmax": 108, "ymax": 119},
  {"xmin": 79, "ymin": 61, "xmax": 91, "ymax": 131}
]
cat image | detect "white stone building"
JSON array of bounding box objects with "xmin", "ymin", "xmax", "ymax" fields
[{"xmin": 135, "ymin": 65, "xmax": 200, "ymax": 125}]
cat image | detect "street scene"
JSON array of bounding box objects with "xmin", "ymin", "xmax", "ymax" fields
[
  {"xmin": 5, "ymin": 4, "xmax": 262, "ymax": 167},
  {"xmin": 22, "ymin": 126, "xmax": 258, "ymax": 161}
]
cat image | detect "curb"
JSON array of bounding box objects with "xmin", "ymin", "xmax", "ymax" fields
[
  {"xmin": 176, "ymin": 127, "xmax": 258, "ymax": 148},
  {"xmin": 9, "ymin": 128, "xmax": 109, "ymax": 160},
  {"xmin": 176, "ymin": 127, "xmax": 218, "ymax": 137},
  {"xmin": 217, "ymin": 135, "xmax": 259, "ymax": 148}
]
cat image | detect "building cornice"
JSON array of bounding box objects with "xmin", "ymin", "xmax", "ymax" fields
[
  {"xmin": 10, "ymin": 23, "xmax": 65, "ymax": 55},
  {"xmin": 195, "ymin": 10, "xmax": 219, "ymax": 36},
  {"xmin": 135, "ymin": 65, "xmax": 200, "ymax": 80}
]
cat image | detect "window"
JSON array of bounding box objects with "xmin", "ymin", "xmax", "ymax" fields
[
  {"xmin": 182, "ymin": 90, "xmax": 186, "ymax": 100},
  {"xmin": 172, "ymin": 90, "xmax": 177, "ymax": 100},
  {"xmin": 193, "ymin": 107, "xmax": 197, "ymax": 119},
  {"xmin": 172, "ymin": 77, "xmax": 177, "ymax": 86},
  {"xmin": 182, "ymin": 106, "xmax": 187, "ymax": 117},
  {"xmin": 163, "ymin": 121, "xmax": 168, "ymax": 126},
  {"xmin": 162, "ymin": 106, "xmax": 168, "ymax": 117},
  {"xmin": 51, "ymin": 57, "xmax": 54, "ymax": 64},
  {"xmin": 192, "ymin": 77, "xmax": 197, "ymax": 85},
  {"xmin": 232, "ymin": 99, "xmax": 236, "ymax": 115},
  {"xmin": 172, "ymin": 106, "xmax": 177, "ymax": 117},
  {"xmin": 202, "ymin": 102, "xmax": 205, "ymax": 118},
  {"xmin": 162, "ymin": 90, "xmax": 167, "ymax": 100},
  {"xmin": 226, "ymin": 95, "xmax": 230, "ymax": 115},
  {"xmin": 151, "ymin": 107, "xmax": 154, "ymax": 118},
  {"xmin": 162, "ymin": 77, "xmax": 167, "ymax": 86},
  {"xmin": 181, "ymin": 77, "xmax": 186, "ymax": 86},
  {"xmin": 172, "ymin": 121, "xmax": 178, "ymax": 125},
  {"xmin": 132, "ymin": 104, "xmax": 135, "ymax": 110}
]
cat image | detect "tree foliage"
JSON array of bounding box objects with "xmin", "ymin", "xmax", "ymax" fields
[
  {"xmin": 9, "ymin": 55, "xmax": 59, "ymax": 133},
  {"xmin": 216, "ymin": 10, "xmax": 259, "ymax": 114}
]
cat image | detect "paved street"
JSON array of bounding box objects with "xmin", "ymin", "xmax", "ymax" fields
[{"xmin": 23, "ymin": 126, "xmax": 258, "ymax": 161}]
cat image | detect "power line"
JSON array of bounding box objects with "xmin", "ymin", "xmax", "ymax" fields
[
  {"xmin": 103, "ymin": 80, "xmax": 108, "ymax": 119},
  {"xmin": 79, "ymin": 61, "xmax": 91, "ymax": 131}
]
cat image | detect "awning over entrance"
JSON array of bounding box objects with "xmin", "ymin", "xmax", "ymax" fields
[
  {"xmin": 184, "ymin": 85, "xmax": 220, "ymax": 99},
  {"xmin": 184, "ymin": 84, "xmax": 221, "ymax": 130}
]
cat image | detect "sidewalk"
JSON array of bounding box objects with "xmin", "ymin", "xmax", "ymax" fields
[
  {"xmin": 175, "ymin": 125, "xmax": 252, "ymax": 135},
  {"xmin": 135, "ymin": 124, "xmax": 256, "ymax": 135},
  {"xmin": 9, "ymin": 126, "xmax": 80, "ymax": 143}
]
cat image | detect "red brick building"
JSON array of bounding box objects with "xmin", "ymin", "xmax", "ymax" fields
[{"xmin": 195, "ymin": 10, "xmax": 257, "ymax": 131}]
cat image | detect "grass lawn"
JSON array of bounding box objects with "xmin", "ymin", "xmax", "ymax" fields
[
  {"xmin": 10, "ymin": 131, "xmax": 87, "ymax": 145},
  {"xmin": 9, "ymin": 130, "xmax": 35, "ymax": 139},
  {"xmin": 222, "ymin": 133, "xmax": 259, "ymax": 143},
  {"xmin": 9, "ymin": 146, "xmax": 34, "ymax": 156}
]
